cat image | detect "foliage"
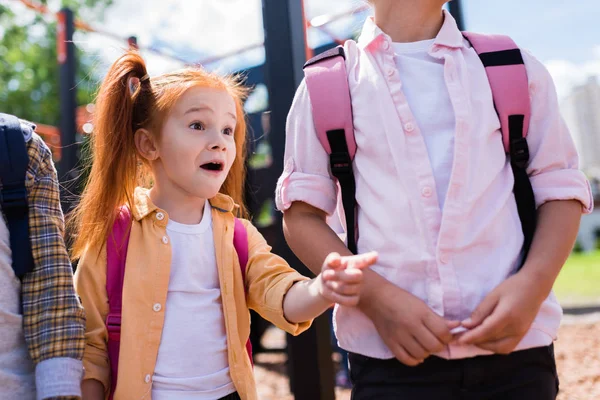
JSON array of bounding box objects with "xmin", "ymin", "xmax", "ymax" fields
[{"xmin": 0, "ymin": 0, "xmax": 112, "ymax": 126}]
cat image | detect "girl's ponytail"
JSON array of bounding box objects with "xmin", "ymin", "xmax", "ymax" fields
[
  {"xmin": 70, "ymin": 51, "xmax": 252, "ymax": 258},
  {"xmin": 70, "ymin": 51, "xmax": 152, "ymax": 259}
]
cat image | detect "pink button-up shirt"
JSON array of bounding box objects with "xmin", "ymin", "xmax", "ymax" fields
[{"xmin": 276, "ymin": 11, "xmax": 593, "ymax": 359}]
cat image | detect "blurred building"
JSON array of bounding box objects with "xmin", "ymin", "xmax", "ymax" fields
[
  {"xmin": 561, "ymin": 77, "xmax": 600, "ymax": 251},
  {"xmin": 561, "ymin": 76, "xmax": 600, "ymax": 178}
]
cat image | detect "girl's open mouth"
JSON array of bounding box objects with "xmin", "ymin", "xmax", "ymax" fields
[{"xmin": 200, "ymin": 161, "xmax": 224, "ymax": 172}]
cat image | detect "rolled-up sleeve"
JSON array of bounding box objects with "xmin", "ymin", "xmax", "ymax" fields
[
  {"xmin": 275, "ymin": 80, "xmax": 339, "ymax": 215},
  {"xmin": 523, "ymin": 51, "xmax": 594, "ymax": 213}
]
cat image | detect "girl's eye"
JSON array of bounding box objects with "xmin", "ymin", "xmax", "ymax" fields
[
  {"xmin": 190, "ymin": 122, "xmax": 205, "ymax": 131},
  {"xmin": 223, "ymin": 127, "xmax": 233, "ymax": 136}
]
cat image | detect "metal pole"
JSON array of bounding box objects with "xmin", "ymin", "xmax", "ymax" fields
[
  {"xmin": 127, "ymin": 36, "xmax": 138, "ymax": 50},
  {"xmin": 57, "ymin": 7, "xmax": 77, "ymax": 211},
  {"xmin": 448, "ymin": 0, "xmax": 466, "ymax": 31},
  {"xmin": 301, "ymin": 0, "xmax": 313, "ymax": 60},
  {"xmin": 261, "ymin": 0, "xmax": 335, "ymax": 399}
]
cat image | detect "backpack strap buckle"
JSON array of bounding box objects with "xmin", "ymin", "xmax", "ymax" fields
[
  {"xmin": 106, "ymin": 313, "xmax": 122, "ymax": 340},
  {"xmin": 0, "ymin": 183, "xmax": 28, "ymax": 217},
  {"xmin": 510, "ymin": 137, "xmax": 530, "ymax": 169},
  {"xmin": 329, "ymin": 151, "xmax": 353, "ymax": 177}
]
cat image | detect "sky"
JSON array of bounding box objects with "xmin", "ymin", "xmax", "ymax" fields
[{"xmin": 6, "ymin": 0, "xmax": 600, "ymax": 101}]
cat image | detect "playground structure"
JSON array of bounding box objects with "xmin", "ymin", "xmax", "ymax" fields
[{"xmin": 6, "ymin": 1, "xmax": 466, "ymax": 399}]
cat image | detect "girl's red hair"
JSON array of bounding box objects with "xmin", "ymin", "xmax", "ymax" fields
[{"xmin": 70, "ymin": 51, "xmax": 248, "ymax": 259}]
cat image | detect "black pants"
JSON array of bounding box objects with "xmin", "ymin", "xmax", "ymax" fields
[
  {"xmin": 218, "ymin": 392, "xmax": 241, "ymax": 400},
  {"xmin": 349, "ymin": 345, "xmax": 559, "ymax": 400}
]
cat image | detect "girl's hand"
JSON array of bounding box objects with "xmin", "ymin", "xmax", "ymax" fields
[{"xmin": 318, "ymin": 251, "xmax": 378, "ymax": 307}]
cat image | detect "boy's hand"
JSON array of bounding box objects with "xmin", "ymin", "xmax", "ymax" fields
[
  {"xmin": 363, "ymin": 280, "xmax": 460, "ymax": 366},
  {"xmin": 458, "ymin": 271, "xmax": 548, "ymax": 354},
  {"xmin": 318, "ymin": 251, "xmax": 378, "ymax": 307}
]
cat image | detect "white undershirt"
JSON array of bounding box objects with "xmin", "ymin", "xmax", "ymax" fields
[
  {"xmin": 152, "ymin": 201, "xmax": 235, "ymax": 400},
  {"xmin": 392, "ymin": 39, "xmax": 456, "ymax": 209}
]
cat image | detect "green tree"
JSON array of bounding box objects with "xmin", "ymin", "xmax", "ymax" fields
[{"xmin": 0, "ymin": 0, "xmax": 112, "ymax": 126}]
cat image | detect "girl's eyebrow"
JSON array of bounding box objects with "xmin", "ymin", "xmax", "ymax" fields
[
  {"xmin": 184, "ymin": 106, "xmax": 213, "ymax": 115},
  {"xmin": 184, "ymin": 106, "xmax": 236, "ymax": 120}
]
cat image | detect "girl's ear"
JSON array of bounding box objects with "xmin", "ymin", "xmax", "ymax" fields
[{"xmin": 135, "ymin": 128, "xmax": 159, "ymax": 161}]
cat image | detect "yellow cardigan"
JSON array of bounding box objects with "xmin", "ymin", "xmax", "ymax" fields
[{"xmin": 74, "ymin": 187, "xmax": 312, "ymax": 400}]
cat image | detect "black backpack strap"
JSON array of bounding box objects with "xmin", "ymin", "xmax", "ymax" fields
[
  {"xmin": 0, "ymin": 113, "xmax": 35, "ymax": 279},
  {"xmin": 304, "ymin": 45, "xmax": 346, "ymax": 68},
  {"xmin": 463, "ymin": 33, "xmax": 537, "ymax": 266},
  {"xmin": 327, "ymin": 129, "xmax": 358, "ymax": 254},
  {"xmin": 508, "ymin": 116, "xmax": 537, "ymax": 262}
]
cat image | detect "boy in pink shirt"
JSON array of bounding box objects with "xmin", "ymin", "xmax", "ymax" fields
[{"xmin": 277, "ymin": 1, "xmax": 592, "ymax": 398}]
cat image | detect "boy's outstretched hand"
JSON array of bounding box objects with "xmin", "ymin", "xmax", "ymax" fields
[{"xmin": 318, "ymin": 251, "xmax": 378, "ymax": 307}]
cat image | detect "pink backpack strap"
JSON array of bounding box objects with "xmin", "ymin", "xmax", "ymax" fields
[
  {"xmin": 303, "ymin": 46, "xmax": 356, "ymax": 159},
  {"xmin": 233, "ymin": 218, "xmax": 249, "ymax": 276},
  {"xmin": 233, "ymin": 217, "xmax": 253, "ymax": 365},
  {"xmin": 105, "ymin": 206, "xmax": 131, "ymax": 399},
  {"xmin": 462, "ymin": 32, "xmax": 531, "ymax": 153},
  {"xmin": 463, "ymin": 32, "xmax": 536, "ymax": 263},
  {"xmin": 303, "ymin": 46, "xmax": 358, "ymax": 254},
  {"xmin": 105, "ymin": 211, "xmax": 253, "ymax": 393}
]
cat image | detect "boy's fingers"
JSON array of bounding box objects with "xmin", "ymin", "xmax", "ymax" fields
[
  {"xmin": 476, "ymin": 336, "xmax": 518, "ymax": 355},
  {"xmin": 459, "ymin": 312, "xmax": 504, "ymax": 345},
  {"xmin": 462, "ymin": 295, "xmax": 498, "ymax": 329},
  {"xmin": 445, "ymin": 320, "xmax": 461, "ymax": 330},
  {"xmin": 423, "ymin": 313, "xmax": 457, "ymax": 344},
  {"xmin": 390, "ymin": 345, "xmax": 423, "ymax": 367},
  {"xmin": 416, "ymin": 326, "xmax": 445, "ymax": 354},
  {"xmin": 403, "ymin": 338, "xmax": 429, "ymax": 362}
]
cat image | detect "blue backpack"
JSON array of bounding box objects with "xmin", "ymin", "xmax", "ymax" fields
[{"xmin": 0, "ymin": 113, "xmax": 35, "ymax": 280}]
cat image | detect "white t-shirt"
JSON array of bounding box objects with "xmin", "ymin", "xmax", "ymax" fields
[
  {"xmin": 392, "ymin": 39, "xmax": 455, "ymax": 209},
  {"xmin": 152, "ymin": 201, "xmax": 235, "ymax": 400}
]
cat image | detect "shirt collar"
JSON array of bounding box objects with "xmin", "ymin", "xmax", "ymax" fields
[
  {"xmin": 131, "ymin": 187, "xmax": 236, "ymax": 221},
  {"xmin": 357, "ymin": 9, "xmax": 464, "ymax": 51}
]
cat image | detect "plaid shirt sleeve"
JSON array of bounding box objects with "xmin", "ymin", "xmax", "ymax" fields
[{"xmin": 20, "ymin": 132, "xmax": 86, "ymax": 397}]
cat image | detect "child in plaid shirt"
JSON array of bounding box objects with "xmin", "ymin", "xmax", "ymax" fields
[{"xmin": 0, "ymin": 117, "xmax": 86, "ymax": 399}]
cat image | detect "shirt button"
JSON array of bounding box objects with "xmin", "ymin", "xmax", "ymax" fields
[
  {"xmin": 162, "ymin": 236, "xmax": 169, "ymax": 244},
  {"xmin": 153, "ymin": 303, "xmax": 162, "ymax": 312},
  {"xmin": 382, "ymin": 41, "xmax": 390, "ymax": 50},
  {"xmin": 156, "ymin": 212, "xmax": 165, "ymax": 221},
  {"xmin": 404, "ymin": 122, "xmax": 415, "ymax": 132},
  {"xmin": 421, "ymin": 186, "xmax": 433, "ymax": 198},
  {"xmin": 387, "ymin": 68, "xmax": 395, "ymax": 77},
  {"xmin": 144, "ymin": 374, "xmax": 151, "ymax": 383},
  {"xmin": 440, "ymin": 253, "xmax": 449, "ymax": 264}
]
